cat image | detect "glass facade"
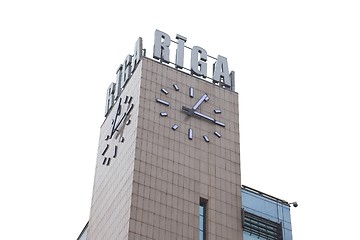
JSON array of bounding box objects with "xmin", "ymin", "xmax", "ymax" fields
[{"xmin": 241, "ymin": 185, "xmax": 293, "ymax": 240}]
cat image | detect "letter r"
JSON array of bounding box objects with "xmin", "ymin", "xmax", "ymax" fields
[{"xmin": 153, "ymin": 29, "xmax": 171, "ymax": 63}]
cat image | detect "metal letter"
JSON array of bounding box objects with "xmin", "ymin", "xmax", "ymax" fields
[
  {"xmin": 114, "ymin": 64, "xmax": 123, "ymax": 100},
  {"xmin": 121, "ymin": 55, "xmax": 132, "ymax": 89},
  {"xmin": 191, "ymin": 46, "xmax": 207, "ymax": 78},
  {"xmin": 175, "ymin": 34, "xmax": 187, "ymax": 69},
  {"xmin": 213, "ymin": 55, "xmax": 231, "ymax": 88},
  {"xmin": 105, "ymin": 82, "xmax": 115, "ymax": 116},
  {"xmin": 131, "ymin": 37, "xmax": 143, "ymax": 73},
  {"xmin": 153, "ymin": 29, "xmax": 171, "ymax": 63},
  {"xmin": 230, "ymin": 71, "xmax": 235, "ymax": 91}
]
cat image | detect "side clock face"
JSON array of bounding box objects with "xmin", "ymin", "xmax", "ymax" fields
[
  {"xmin": 101, "ymin": 95, "xmax": 134, "ymax": 166},
  {"xmin": 156, "ymin": 83, "xmax": 225, "ymax": 143}
]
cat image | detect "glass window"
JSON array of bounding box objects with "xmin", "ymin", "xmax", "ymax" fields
[
  {"xmin": 242, "ymin": 209, "xmax": 283, "ymax": 240},
  {"xmin": 199, "ymin": 199, "xmax": 207, "ymax": 240}
]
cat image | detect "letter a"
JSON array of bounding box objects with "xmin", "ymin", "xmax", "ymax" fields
[{"xmin": 213, "ymin": 55, "xmax": 231, "ymax": 88}]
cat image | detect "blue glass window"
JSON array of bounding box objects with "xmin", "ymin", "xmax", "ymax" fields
[{"xmin": 199, "ymin": 199, "xmax": 206, "ymax": 240}]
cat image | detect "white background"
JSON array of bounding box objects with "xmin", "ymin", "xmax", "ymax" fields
[{"xmin": 1, "ymin": 1, "xmax": 359, "ymax": 239}]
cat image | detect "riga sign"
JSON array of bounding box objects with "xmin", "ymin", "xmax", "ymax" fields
[{"xmin": 105, "ymin": 29, "xmax": 235, "ymax": 116}]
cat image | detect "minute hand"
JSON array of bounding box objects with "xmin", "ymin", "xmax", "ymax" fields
[{"xmin": 193, "ymin": 111, "xmax": 226, "ymax": 127}]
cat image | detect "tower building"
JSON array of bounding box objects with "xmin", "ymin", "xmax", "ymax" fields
[
  {"xmin": 85, "ymin": 30, "xmax": 242, "ymax": 239},
  {"xmin": 78, "ymin": 29, "xmax": 295, "ymax": 240}
]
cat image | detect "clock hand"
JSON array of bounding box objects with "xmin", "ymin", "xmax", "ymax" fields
[
  {"xmin": 111, "ymin": 113, "xmax": 126, "ymax": 138},
  {"xmin": 192, "ymin": 94, "xmax": 208, "ymax": 110},
  {"xmin": 113, "ymin": 114, "xmax": 130, "ymax": 139},
  {"xmin": 111, "ymin": 103, "xmax": 134, "ymax": 138},
  {"xmin": 181, "ymin": 94, "xmax": 209, "ymax": 116},
  {"xmin": 181, "ymin": 107, "xmax": 225, "ymax": 127},
  {"xmin": 111, "ymin": 100, "xmax": 122, "ymax": 138},
  {"xmin": 182, "ymin": 106, "xmax": 194, "ymax": 116},
  {"xmin": 192, "ymin": 110, "xmax": 226, "ymax": 127},
  {"xmin": 193, "ymin": 110, "xmax": 215, "ymax": 122}
]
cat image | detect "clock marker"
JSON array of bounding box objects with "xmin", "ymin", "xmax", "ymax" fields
[
  {"xmin": 214, "ymin": 131, "xmax": 222, "ymax": 138},
  {"xmin": 126, "ymin": 119, "xmax": 131, "ymax": 125},
  {"xmin": 102, "ymin": 157, "xmax": 111, "ymax": 166},
  {"xmin": 113, "ymin": 146, "xmax": 118, "ymax": 158},
  {"xmin": 102, "ymin": 144, "xmax": 109, "ymax": 155},
  {"xmin": 156, "ymin": 98, "xmax": 170, "ymax": 106},
  {"xmin": 214, "ymin": 109, "xmax": 221, "ymax": 114},
  {"xmin": 124, "ymin": 96, "xmax": 129, "ymax": 103},
  {"xmin": 173, "ymin": 83, "xmax": 179, "ymax": 91},
  {"xmin": 189, "ymin": 87, "xmax": 194, "ymax": 98},
  {"xmin": 188, "ymin": 128, "xmax": 193, "ymax": 140},
  {"xmin": 160, "ymin": 112, "xmax": 168, "ymax": 117},
  {"xmin": 161, "ymin": 88, "xmax": 169, "ymax": 95},
  {"xmin": 172, "ymin": 124, "xmax": 179, "ymax": 130},
  {"xmin": 203, "ymin": 135, "xmax": 209, "ymax": 142},
  {"xmin": 120, "ymin": 137, "xmax": 125, "ymax": 143}
]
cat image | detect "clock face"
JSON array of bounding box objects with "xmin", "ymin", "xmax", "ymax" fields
[
  {"xmin": 101, "ymin": 95, "xmax": 134, "ymax": 166},
  {"xmin": 156, "ymin": 83, "xmax": 225, "ymax": 143}
]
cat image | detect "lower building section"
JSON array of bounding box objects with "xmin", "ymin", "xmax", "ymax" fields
[
  {"xmin": 79, "ymin": 185, "xmax": 294, "ymax": 240},
  {"xmin": 241, "ymin": 185, "xmax": 293, "ymax": 240}
]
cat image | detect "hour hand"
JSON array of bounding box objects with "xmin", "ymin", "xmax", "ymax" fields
[{"xmin": 192, "ymin": 94, "xmax": 209, "ymax": 110}]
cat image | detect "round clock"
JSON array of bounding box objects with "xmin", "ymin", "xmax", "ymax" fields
[
  {"xmin": 156, "ymin": 83, "xmax": 225, "ymax": 143},
  {"xmin": 101, "ymin": 95, "xmax": 134, "ymax": 166}
]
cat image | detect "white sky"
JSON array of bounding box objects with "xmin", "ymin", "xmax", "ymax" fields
[{"xmin": 1, "ymin": 1, "xmax": 359, "ymax": 239}]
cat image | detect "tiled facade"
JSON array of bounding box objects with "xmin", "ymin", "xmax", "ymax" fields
[{"xmin": 87, "ymin": 57, "xmax": 242, "ymax": 240}]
